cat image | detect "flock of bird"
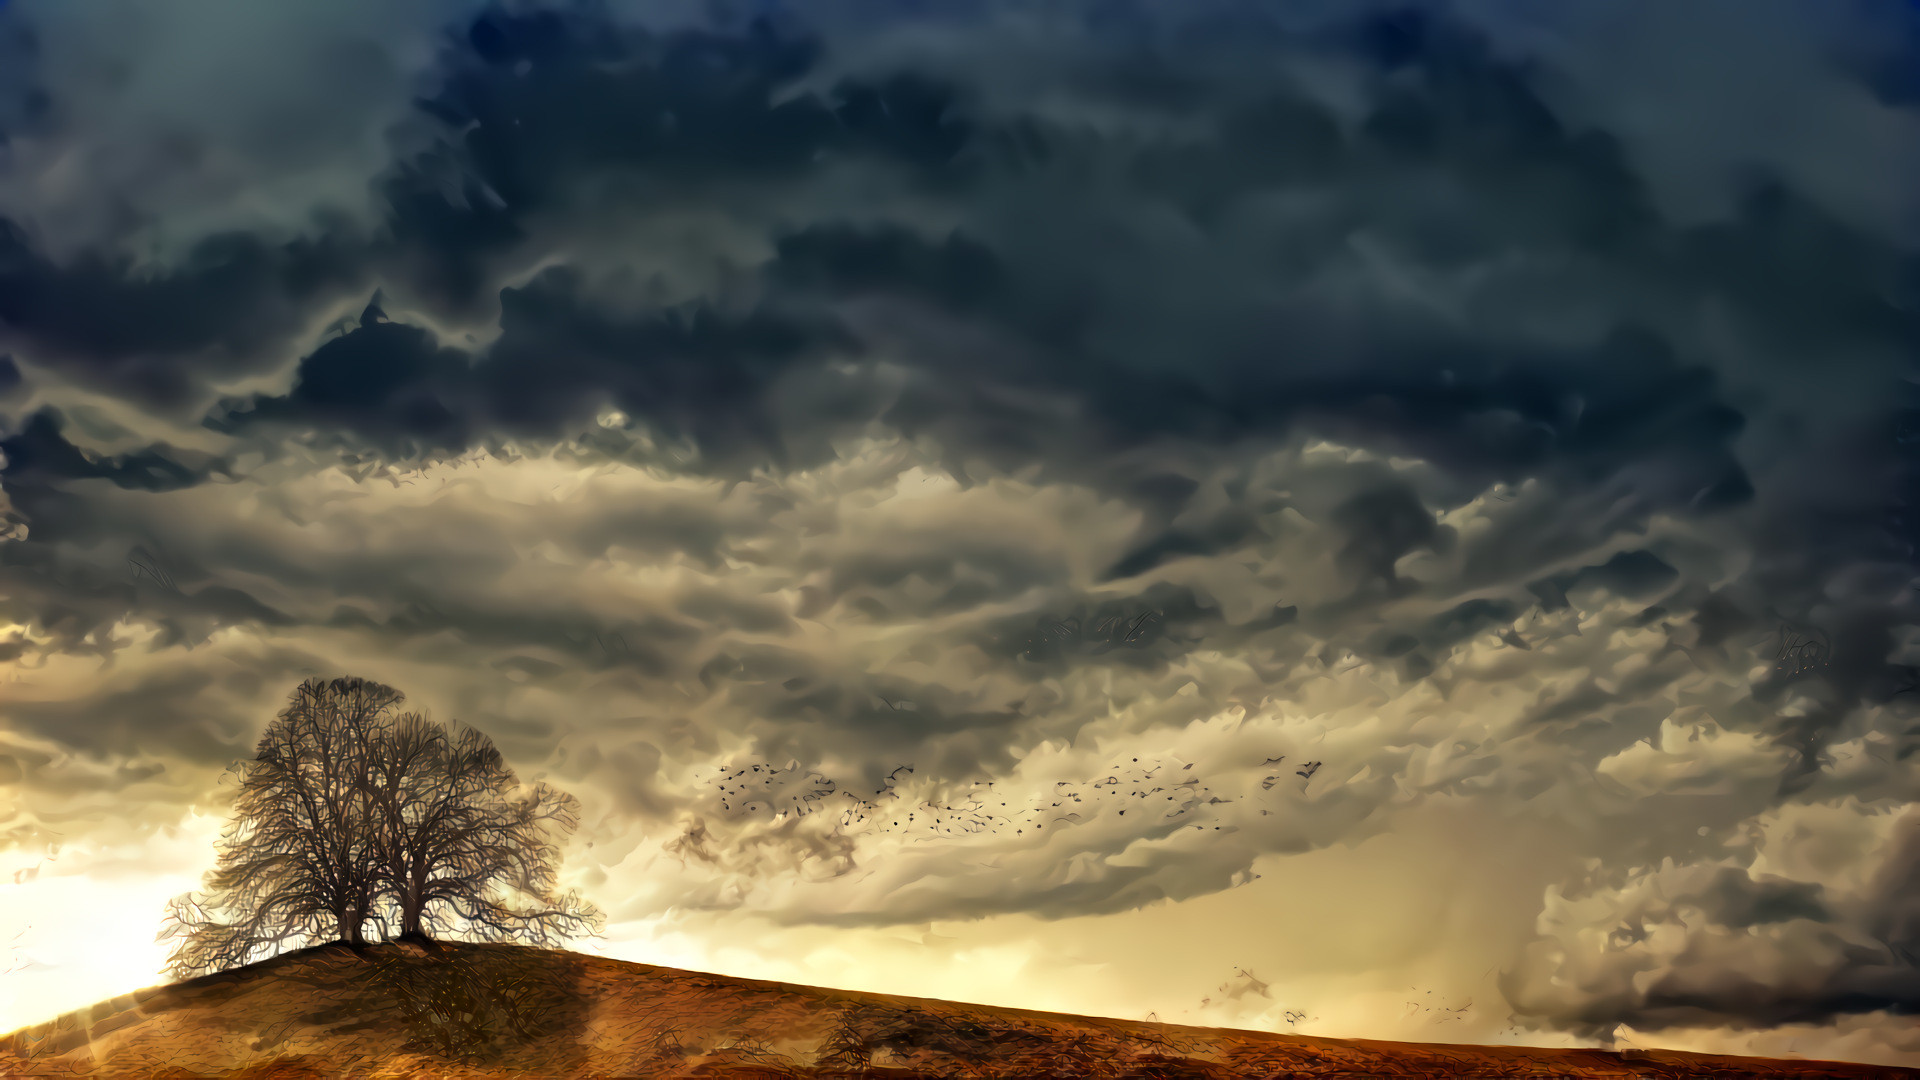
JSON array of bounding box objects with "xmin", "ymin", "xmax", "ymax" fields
[
  {"xmin": 1402, "ymin": 988, "xmax": 1474, "ymax": 1023},
  {"xmin": 699, "ymin": 753, "xmax": 1328, "ymax": 842}
]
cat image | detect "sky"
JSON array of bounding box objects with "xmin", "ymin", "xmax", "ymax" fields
[{"xmin": 1, "ymin": 0, "xmax": 1919, "ymax": 1067}]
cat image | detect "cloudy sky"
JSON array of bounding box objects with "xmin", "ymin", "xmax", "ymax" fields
[{"xmin": 2, "ymin": 0, "xmax": 1919, "ymax": 1066}]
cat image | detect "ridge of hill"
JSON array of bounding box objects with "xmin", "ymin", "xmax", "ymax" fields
[{"xmin": 0, "ymin": 940, "xmax": 1911, "ymax": 1078}]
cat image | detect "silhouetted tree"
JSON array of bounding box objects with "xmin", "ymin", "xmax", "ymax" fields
[
  {"xmin": 159, "ymin": 676, "xmax": 600, "ymax": 979},
  {"xmin": 159, "ymin": 676, "xmax": 405, "ymax": 978},
  {"xmin": 367, "ymin": 712, "xmax": 601, "ymax": 946}
]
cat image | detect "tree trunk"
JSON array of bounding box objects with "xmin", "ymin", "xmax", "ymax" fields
[
  {"xmin": 401, "ymin": 877, "xmax": 428, "ymax": 940},
  {"xmin": 337, "ymin": 905, "xmax": 361, "ymax": 945},
  {"xmin": 398, "ymin": 884, "xmax": 435, "ymax": 950},
  {"xmin": 394, "ymin": 858, "xmax": 430, "ymax": 940}
]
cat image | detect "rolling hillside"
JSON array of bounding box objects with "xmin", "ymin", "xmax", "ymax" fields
[{"xmin": 0, "ymin": 940, "xmax": 1910, "ymax": 1078}]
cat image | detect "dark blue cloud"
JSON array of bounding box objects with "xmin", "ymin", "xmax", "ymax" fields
[
  {"xmin": 382, "ymin": 8, "xmax": 977, "ymax": 310},
  {"xmin": 212, "ymin": 265, "xmax": 855, "ymax": 469},
  {"xmin": 0, "ymin": 219, "xmax": 367, "ymax": 407},
  {"xmin": 1, "ymin": 409, "xmax": 216, "ymax": 495},
  {"xmin": 2, "ymin": 3, "xmax": 1902, "ymax": 677}
]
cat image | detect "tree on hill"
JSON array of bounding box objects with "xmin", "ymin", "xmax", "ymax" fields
[
  {"xmin": 159, "ymin": 676, "xmax": 601, "ymax": 979},
  {"xmin": 367, "ymin": 712, "xmax": 600, "ymax": 947},
  {"xmin": 159, "ymin": 677, "xmax": 403, "ymax": 976}
]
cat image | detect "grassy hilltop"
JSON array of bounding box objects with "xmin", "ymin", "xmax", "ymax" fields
[{"xmin": 1, "ymin": 940, "xmax": 1911, "ymax": 1078}]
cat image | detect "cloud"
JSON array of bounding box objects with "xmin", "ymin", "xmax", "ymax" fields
[
  {"xmin": 1592, "ymin": 709, "xmax": 1793, "ymax": 799},
  {"xmin": 1448, "ymin": 0, "xmax": 1920, "ymax": 244},
  {"xmin": 0, "ymin": 220, "xmax": 367, "ymax": 409},
  {"xmin": 1504, "ymin": 800, "xmax": 1920, "ymax": 1038},
  {"xmin": 0, "ymin": 0, "xmax": 471, "ymax": 258},
  {"xmin": 211, "ymin": 267, "xmax": 856, "ymax": 470}
]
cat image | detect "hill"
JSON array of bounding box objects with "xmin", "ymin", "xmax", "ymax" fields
[{"xmin": 0, "ymin": 940, "xmax": 1910, "ymax": 1078}]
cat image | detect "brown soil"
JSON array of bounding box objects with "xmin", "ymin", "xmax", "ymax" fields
[{"xmin": 0, "ymin": 940, "xmax": 1911, "ymax": 1078}]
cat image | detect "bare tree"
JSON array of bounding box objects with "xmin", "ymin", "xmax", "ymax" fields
[
  {"xmin": 367, "ymin": 714, "xmax": 601, "ymax": 947},
  {"xmin": 160, "ymin": 676, "xmax": 601, "ymax": 979},
  {"xmin": 159, "ymin": 677, "xmax": 406, "ymax": 978}
]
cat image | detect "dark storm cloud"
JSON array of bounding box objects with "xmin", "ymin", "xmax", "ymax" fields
[
  {"xmin": 210, "ymin": 310, "xmax": 479, "ymax": 457},
  {"xmin": 1505, "ymin": 808, "xmax": 1920, "ymax": 1038},
  {"xmin": 0, "ymin": 416, "xmax": 269, "ymax": 668},
  {"xmin": 0, "ymin": 407, "xmax": 259, "ymax": 651},
  {"xmin": 0, "ymin": 0, "xmax": 1898, "ymax": 514},
  {"xmin": 1, "ymin": 409, "xmax": 219, "ymax": 495},
  {"xmin": 0, "ymin": 220, "xmax": 367, "ymax": 408},
  {"xmin": 480, "ymin": 270, "xmax": 843, "ymax": 448},
  {"xmin": 1852, "ymin": 5, "xmax": 1920, "ymax": 109},
  {"xmin": 715, "ymin": 63, "xmax": 1800, "ymax": 534},
  {"xmin": 1331, "ymin": 481, "xmax": 1448, "ymax": 595},
  {"xmin": 0, "ymin": 5, "xmax": 975, "ymax": 414},
  {"xmin": 3, "ymin": 663, "xmax": 256, "ymax": 769},
  {"xmin": 3, "ymin": 0, "xmax": 1904, "ymax": 769},
  {"xmin": 381, "ymin": 7, "xmax": 976, "ymax": 311},
  {"xmin": 768, "ymin": 223, "xmax": 1006, "ymax": 314},
  {"xmin": 0, "ymin": 13, "xmax": 48, "ymax": 144},
  {"xmin": 0, "ymin": 354, "xmax": 24, "ymax": 397},
  {"xmin": 1699, "ymin": 866, "xmax": 1831, "ymax": 929},
  {"xmin": 213, "ymin": 266, "xmax": 854, "ymax": 469}
]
